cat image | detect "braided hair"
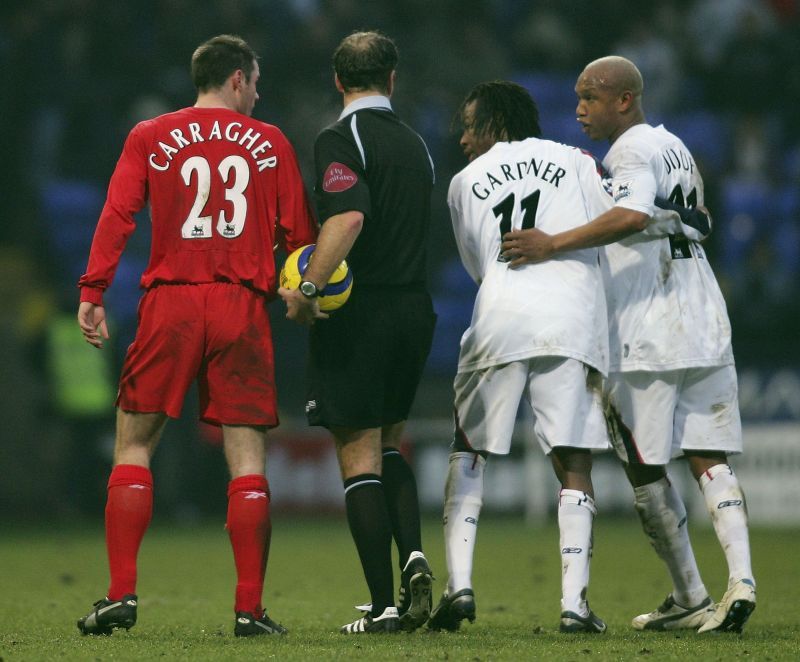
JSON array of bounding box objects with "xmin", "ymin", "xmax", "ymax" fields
[{"xmin": 456, "ymin": 81, "xmax": 542, "ymax": 142}]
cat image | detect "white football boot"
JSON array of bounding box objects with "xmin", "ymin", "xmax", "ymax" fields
[
  {"xmin": 632, "ymin": 594, "xmax": 715, "ymax": 630},
  {"xmin": 697, "ymin": 579, "xmax": 756, "ymax": 633}
]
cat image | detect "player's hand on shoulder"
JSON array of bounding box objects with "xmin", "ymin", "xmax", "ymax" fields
[
  {"xmin": 501, "ymin": 228, "xmax": 556, "ymax": 267},
  {"xmin": 77, "ymin": 301, "xmax": 110, "ymax": 349},
  {"xmin": 278, "ymin": 286, "xmax": 330, "ymax": 326}
]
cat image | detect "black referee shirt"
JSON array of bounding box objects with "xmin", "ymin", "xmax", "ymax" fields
[{"xmin": 313, "ymin": 95, "xmax": 435, "ymax": 287}]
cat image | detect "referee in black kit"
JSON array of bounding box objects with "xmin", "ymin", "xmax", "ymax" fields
[{"xmin": 279, "ymin": 30, "xmax": 436, "ymax": 634}]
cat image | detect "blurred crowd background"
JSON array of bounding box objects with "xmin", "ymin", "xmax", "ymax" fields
[{"xmin": 1, "ymin": 0, "xmax": 799, "ymax": 522}]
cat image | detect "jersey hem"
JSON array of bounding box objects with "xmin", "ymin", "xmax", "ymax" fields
[
  {"xmin": 609, "ymin": 357, "xmax": 735, "ymax": 372},
  {"xmin": 457, "ymin": 349, "xmax": 606, "ymax": 375}
]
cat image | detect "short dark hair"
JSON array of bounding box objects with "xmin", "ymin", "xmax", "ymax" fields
[
  {"xmin": 457, "ymin": 81, "xmax": 542, "ymax": 142},
  {"xmin": 191, "ymin": 34, "xmax": 258, "ymax": 92},
  {"xmin": 333, "ymin": 31, "xmax": 398, "ymax": 94}
]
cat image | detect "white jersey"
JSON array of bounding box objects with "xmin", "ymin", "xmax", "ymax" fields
[
  {"xmin": 602, "ymin": 123, "xmax": 734, "ymax": 371},
  {"xmin": 448, "ymin": 137, "xmax": 611, "ymax": 374}
]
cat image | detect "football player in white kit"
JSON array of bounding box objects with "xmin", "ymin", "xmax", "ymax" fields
[
  {"xmin": 428, "ymin": 81, "xmax": 612, "ymax": 634},
  {"xmin": 502, "ymin": 56, "xmax": 756, "ymax": 633}
]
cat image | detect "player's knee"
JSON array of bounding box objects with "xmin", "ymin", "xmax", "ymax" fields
[
  {"xmin": 625, "ymin": 461, "xmax": 666, "ymax": 488},
  {"xmin": 451, "ymin": 435, "xmax": 488, "ymax": 458},
  {"xmin": 685, "ymin": 450, "xmax": 728, "ymax": 481}
]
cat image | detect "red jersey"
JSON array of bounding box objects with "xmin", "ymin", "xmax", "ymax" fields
[{"xmin": 79, "ymin": 107, "xmax": 318, "ymax": 304}]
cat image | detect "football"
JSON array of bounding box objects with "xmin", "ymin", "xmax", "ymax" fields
[{"xmin": 280, "ymin": 244, "xmax": 353, "ymax": 311}]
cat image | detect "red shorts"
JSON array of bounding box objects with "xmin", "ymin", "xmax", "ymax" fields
[{"xmin": 117, "ymin": 283, "xmax": 277, "ymax": 427}]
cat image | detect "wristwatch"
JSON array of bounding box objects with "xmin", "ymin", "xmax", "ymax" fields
[{"xmin": 299, "ymin": 280, "xmax": 319, "ymax": 299}]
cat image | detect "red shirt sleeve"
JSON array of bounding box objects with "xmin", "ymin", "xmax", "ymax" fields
[{"xmin": 78, "ymin": 122, "xmax": 149, "ymax": 304}]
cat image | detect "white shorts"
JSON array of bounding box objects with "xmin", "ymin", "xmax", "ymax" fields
[
  {"xmin": 605, "ymin": 365, "xmax": 743, "ymax": 466},
  {"xmin": 453, "ymin": 356, "xmax": 610, "ymax": 456}
]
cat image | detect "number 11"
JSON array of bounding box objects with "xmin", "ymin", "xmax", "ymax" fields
[{"xmin": 493, "ymin": 189, "xmax": 540, "ymax": 262}]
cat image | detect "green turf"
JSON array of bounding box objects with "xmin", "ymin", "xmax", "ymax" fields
[{"xmin": 1, "ymin": 517, "xmax": 798, "ymax": 660}]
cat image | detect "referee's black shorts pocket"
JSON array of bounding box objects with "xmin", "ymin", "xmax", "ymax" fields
[{"xmin": 305, "ymin": 289, "xmax": 435, "ymax": 428}]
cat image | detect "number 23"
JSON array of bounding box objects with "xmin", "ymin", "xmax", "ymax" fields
[{"xmin": 180, "ymin": 155, "xmax": 250, "ymax": 239}]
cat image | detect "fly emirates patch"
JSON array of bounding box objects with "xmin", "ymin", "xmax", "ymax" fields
[
  {"xmin": 322, "ymin": 162, "xmax": 358, "ymax": 193},
  {"xmin": 470, "ymin": 157, "xmax": 567, "ymax": 200},
  {"xmin": 148, "ymin": 121, "xmax": 278, "ymax": 172}
]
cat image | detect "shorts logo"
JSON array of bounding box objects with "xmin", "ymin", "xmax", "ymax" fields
[
  {"xmin": 323, "ymin": 162, "xmax": 358, "ymax": 192},
  {"xmin": 717, "ymin": 499, "xmax": 742, "ymax": 509},
  {"xmin": 561, "ymin": 547, "xmax": 583, "ymax": 554},
  {"xmin": 669, "ymin": 234, "xmax": 692, "ymax": 260},
  {"xmin": 305, "ymin": 399, "xmax": 317, "ymax": 413},
  {"xmin": 613, "ymin": 180, "xmax": 632, "ymax": 202}
]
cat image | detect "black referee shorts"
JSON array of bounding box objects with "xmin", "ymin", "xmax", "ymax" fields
[{"xmin": 305, "ymin": 286, "xmax": 436, "ymax": 429}]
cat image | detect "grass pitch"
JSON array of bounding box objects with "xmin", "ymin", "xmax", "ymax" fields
[{"xmin": 1, "ymin": 517, "xmax": 798, "ymax": 660}]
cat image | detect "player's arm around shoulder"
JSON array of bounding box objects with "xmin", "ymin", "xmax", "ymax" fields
[
  {"xmin": 525, "ymin": 143, "xmax": 655, "ymax": 257},
  {"xmin": 500, "ymin": 148, "xmax": 648, "ymax": 267},
  {"xmin": 501, "ymin": 207, "xmax": 648, "ymax": 267}
]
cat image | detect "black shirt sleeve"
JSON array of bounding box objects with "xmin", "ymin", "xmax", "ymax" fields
[{"xmin": 313, "ymin": 126, "xmax": 372, "ymax": 223}]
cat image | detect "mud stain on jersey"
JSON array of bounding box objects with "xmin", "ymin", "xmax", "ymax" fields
[
  {"xmin": 602, "ymin": 396, "xmax": 640, "ymax": 464},
  {"xmin": 659, "ymin": 245, "xmax": 671, "ymax": 285},
  {"xmin": 710, "ymin": 401, "xmax": 733, "ymax": 428}
]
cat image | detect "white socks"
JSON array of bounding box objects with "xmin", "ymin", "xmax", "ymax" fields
[
  {"xmin": 699, "ymin": 464, "xmax": 754, "ymax": 587},
  {"xmin": 442, "ymin": 451, "xmax": 486, "ymax": 594},
  {"xmin": 633, "ymin": 476, "xmax": 709, "ymax": 607},
  {"xmin": 558, "ymin": 489, "xmax": 596, "ymax": 616},
  {"xmin": 443, "ymin": 455, "xmax": 599, "ymax": 616}
]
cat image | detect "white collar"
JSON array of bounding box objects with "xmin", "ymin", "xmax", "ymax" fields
[{"xmin": 339, "ymin": 95, "xmax": 393, "ymax": 120}]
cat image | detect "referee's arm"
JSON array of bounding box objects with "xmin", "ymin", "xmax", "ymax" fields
[
  {"xmin": 302, "ymin": 211, "xmax": 363, "ymax": 289},
  {"xmin": 278, "ymin": 210, "xmax": 362, "ymax": 325}
]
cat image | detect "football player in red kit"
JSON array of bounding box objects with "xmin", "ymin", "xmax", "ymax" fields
[{"xmin": 76, "ymin": 34, "xmax": 317, "ymax": 637}]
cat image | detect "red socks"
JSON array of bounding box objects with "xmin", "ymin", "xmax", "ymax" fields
[
  {"xmin": 105, "ymin": 464, "xmax": 153, "ymax": 600},
  {"xmin": 104, "ymin": 467, "xmax": 271, "ymax": 614},
  {"xmin": 226, "ymin": 474, "xmax": 271, "ymax": 615}
]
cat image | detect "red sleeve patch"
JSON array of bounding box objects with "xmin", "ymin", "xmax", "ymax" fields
[{"xmin": 322, "ymin": 162, "xmax": 358, "ymax": 192}]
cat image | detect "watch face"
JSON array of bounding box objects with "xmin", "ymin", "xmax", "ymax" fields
[{"xmin": 300, "ymin": 281, "xmax": 318, "ymax": 297}]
